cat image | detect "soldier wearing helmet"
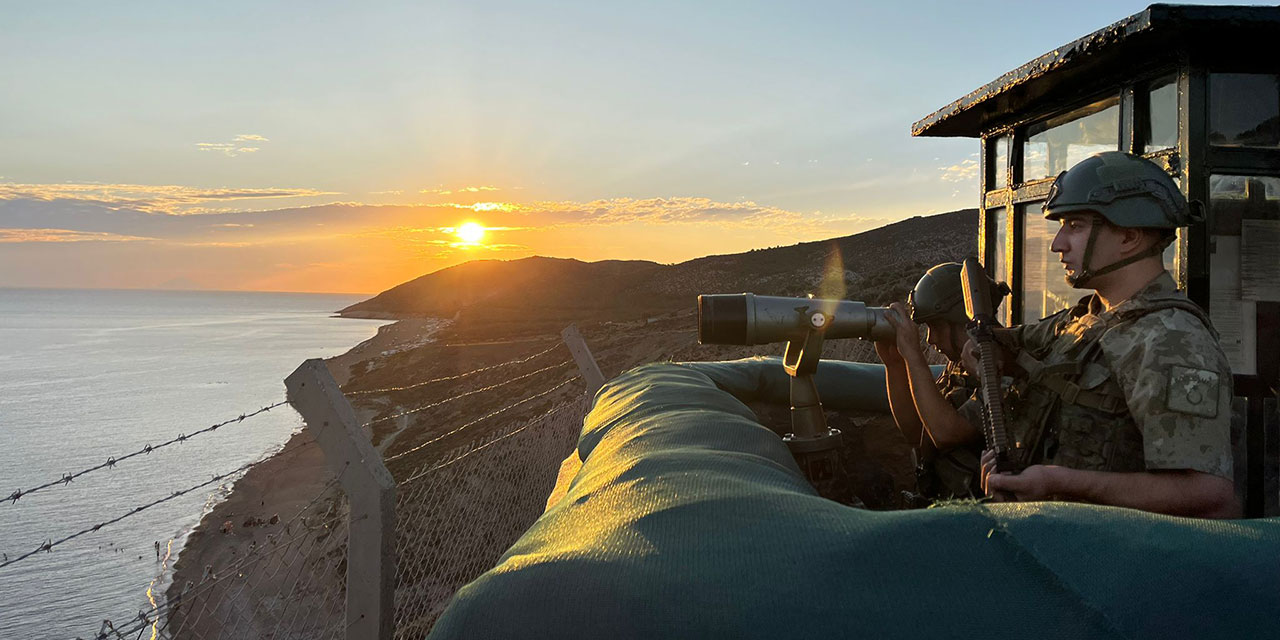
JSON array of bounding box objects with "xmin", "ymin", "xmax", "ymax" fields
[
  {"xmin": 874, "ymin": 263, "xmax": 1008, "ymax": 504},
  {"xmin": 971, "ymin": 151, "xmax": 1238, "ymax": 518}
]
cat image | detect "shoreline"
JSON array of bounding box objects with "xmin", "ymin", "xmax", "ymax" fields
[{"xmin": 164, "ymin": 316, "xmax": 443, "ymax": 631}]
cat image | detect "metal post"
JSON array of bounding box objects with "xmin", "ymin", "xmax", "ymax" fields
[
  {"xmin": 561, "ymin": 324, "xmax": 605, "ymax": 395},
  {"xmin": 285, "ymin": 359, "xmax": 396, "ymax": 640}
]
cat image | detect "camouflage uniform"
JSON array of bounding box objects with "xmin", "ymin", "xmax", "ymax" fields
[
  {"xmin": 984, "ymin": 271, "xmax": 1232, "ymax": 478},
  {"xmin": 912, "ymin": 362, "xmax": 985, "ymax": 501}
]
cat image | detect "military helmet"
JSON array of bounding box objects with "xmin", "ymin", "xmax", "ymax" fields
[
  {"xmin": 909, "ymin": 263, "xmax": 966, "ymax": 324},
  {"xmin": 1042, "ymin": 151, "xmax": 1199, "ymax": 228},
  {"xmin": 909, "ymin": 262, "xmax": 1008, "ymax": 325}
]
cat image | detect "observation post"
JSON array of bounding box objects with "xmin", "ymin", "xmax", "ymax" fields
[{"xmin": 912, "ymin": 4, "xmax": 1280, "ymax": 516}]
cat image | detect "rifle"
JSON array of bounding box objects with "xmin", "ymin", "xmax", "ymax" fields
[{"xmin": 960, "ymin": 257, "xmax": 1019, "ymax": 498}]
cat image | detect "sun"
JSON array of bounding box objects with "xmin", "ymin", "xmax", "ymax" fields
[
  {"xmin": 455, "ymin": 221, "xmax": 483, "ymax": 243},
  {"xmin": 456, "ymin": 221, "xmax": 486, "ymax": 244}
]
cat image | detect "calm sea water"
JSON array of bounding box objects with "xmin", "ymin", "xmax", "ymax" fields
[{"xmin": 0, "ymin": 288, "xmax": 388, "ymax": 639}]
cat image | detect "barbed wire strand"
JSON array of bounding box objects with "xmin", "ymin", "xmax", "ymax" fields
[
  {"xmin": 436, "ymin": 335, "xmax": 554, "ymax": 348},
  {"xmin": 399, "ymin": 395, "xmax": 584, "ymax": 484},
  {"xmin": 398, "ymin": 394, "xmax": 582, "ymax": 488},
  {"xmin": 387, "ymin": 376, "xmax": 578, "ymax": 467},
  {"xmin": 99, "ymin": 475, "xmax": 345, "ymax": 639},
  {"xmin": 4, "ymin": 400, "xmax": 289, "ymax": 508},
  {"xmin": 1, "ymin": 455, "xmax": 286, "ymax": 570},
  {"xmin": 364, "ymin": 359, "xmax": 574, "ymax": 428},
  {"xmin": 343, "ymin": 341, "xmax": 564, "ymax": 396}
]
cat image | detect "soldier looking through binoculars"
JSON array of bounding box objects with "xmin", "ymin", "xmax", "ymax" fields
[{"xmin": 884, "ymin": 152, "xmax": 1238, "ymax": 518}]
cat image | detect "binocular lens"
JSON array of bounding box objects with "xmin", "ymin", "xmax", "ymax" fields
[{"xmin": 698, "ymin": 294, "xmax": 749, "ymax": 345}]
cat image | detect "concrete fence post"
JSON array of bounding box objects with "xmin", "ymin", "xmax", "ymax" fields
[
  {"xmin": 285, "ymin": 359, "xmax": 396, "ymax": 640},
  {"xmin": 561, "ymin": 324, "xmax": 605, "ymax": 395}
]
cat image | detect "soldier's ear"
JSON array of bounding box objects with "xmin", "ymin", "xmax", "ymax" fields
[{"xmin": 1116, "ymin": 225, "xmax": 1149, "ymax": 255}]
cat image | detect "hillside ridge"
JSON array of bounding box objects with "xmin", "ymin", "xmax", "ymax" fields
[{"xmin": 340, "ymin": 208, "xmax": 978, "ymax": 339}]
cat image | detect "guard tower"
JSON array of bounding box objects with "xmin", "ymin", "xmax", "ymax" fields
[{"xmin": 913, "ymin": 4, "xmax": 1280, "ymax": 517}]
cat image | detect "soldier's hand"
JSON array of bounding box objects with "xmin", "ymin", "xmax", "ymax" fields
[
  {"xmin": 872, "ymin": 333, "xmax": 903, "ymax": 365},
  {"xmin": 883, "ymin": 302, "xmax": 924, "ymax": 364},
  {"xmin": 982, "ymin": 452, "xmax": 1057, "ymax": 501},
  {"xmin": 961, "ymin": 338, "xmax": 981, "ymax": 376},
  {"xmin": 980, "ymin": 449, "xmax": 1014, "ymax": 500},
  {"xmin": 965, "ymin": 335, "xmax": 1016, "ymax": 376}
]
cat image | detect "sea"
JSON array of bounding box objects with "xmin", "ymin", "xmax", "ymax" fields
[{"xmin": 0, "ymin": 288, "xmax": 389, "ymax": 639}]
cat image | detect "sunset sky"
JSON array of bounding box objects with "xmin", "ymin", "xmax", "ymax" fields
[{"xmin": 1, "ymin": 1, "xmax": 1247, "ymax": 293}]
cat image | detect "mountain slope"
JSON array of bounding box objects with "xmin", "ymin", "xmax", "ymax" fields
[{"xmin": 341, "ymin": 208, "xmax": 978, "ymax": 338}]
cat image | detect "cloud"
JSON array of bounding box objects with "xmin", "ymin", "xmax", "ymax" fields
[
  {"xmin": 466, "ymin": 202, "xmax": 517, "ymax": 212},
  {"xmin": 0, "ymin": 228, "xmax": 152, "ymax": 243},
  {"xmin": 507, "ymin": 196, "xmax": 806, "ymax": 227},
  {"xmin": 939, "ymin": 155, "xmax": 979, "ymax": 184},
  {"xmin": 196, "ymin": 133, "xmax": 269, "ymax": 156},
  {"xmin": 420, "ymin": 185, "xmax": 500, "ymax": 196},
  {"xmin": 0, "ymin": 182, "xmax": 339, "ymax": 214}
]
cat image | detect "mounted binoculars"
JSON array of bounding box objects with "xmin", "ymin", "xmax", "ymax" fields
[
  {"xmin": 697, "ymin": 293, "xmax": 898, "ymax": 346},
  {"xmin": 696, "ymin": 293, "xmax": 900, "ymax": 502}
]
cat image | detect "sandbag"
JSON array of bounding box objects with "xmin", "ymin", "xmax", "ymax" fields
[
  {"xmin": 428, "ymin": 362, "xmax": 1279, "ymax": 639},
  {"xmin": 675, "ymin": 356, "xmax": 943, "ymax": 413}
]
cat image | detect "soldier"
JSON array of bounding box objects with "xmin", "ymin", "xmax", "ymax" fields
[
  {"xmin": 972, "ymin": 151, "xmax": 1238, "ymax": 518},
  {"xmin": 874, "ymin": 263, "xmax": 1007, "ymax": 504}
]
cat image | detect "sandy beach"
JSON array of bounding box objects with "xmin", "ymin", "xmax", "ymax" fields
[{"xmin": 163, "ymin": 318, "xmax": 443, "ymax": 633}]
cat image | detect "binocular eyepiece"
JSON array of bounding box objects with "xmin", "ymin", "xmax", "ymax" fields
[{"xmin": 697, "ymin": 293, "xmax": 896, "ymax": 346}]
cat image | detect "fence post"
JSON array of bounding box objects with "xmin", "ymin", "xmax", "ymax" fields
[
  {"xmin": 285, "ymin": 359, "xmax": 396, "ymax": 640},
  {"xmin": 561, "ymin": 324, "xmax": 605, "ymax": 395}
]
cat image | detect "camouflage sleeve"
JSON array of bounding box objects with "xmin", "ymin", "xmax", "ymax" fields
[
  {"xmin": 1006, "ymin": 308, "xmax": 1073, "ymax": 356},
  {"xmin": 1100, "ymin": 310, "xmax": 1234, "ymax": 479}
]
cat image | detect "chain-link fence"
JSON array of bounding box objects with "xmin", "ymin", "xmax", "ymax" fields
[
  {"xmin": 391, "ymin": 393, "xmax": 591, "ymax": 637},
  {"xmin": 163, "ymin": 506, "xmax": 348, "ymax": 639}
]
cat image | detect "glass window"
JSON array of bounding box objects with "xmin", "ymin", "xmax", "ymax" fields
[
  {"xmin": 1022, "ymin": 96, "xmax": 1120, "ymax": 182},
  {"xmin": 1207, "ymin": 174, "xmax": 1280, "ymax": 376},
  {"xmin": 1209, "ymin": 73, "xmax": 1280, "ymax": 148},
  {"xmin": 991, "ymin": 206, "xmax": 1010, "ymax": 325},
  {"xmin": 1021, "ymin": 206, "xmax": 1078, "ymax": 320},
  {"xmin": 1143, "ymin": 75, "xmax": 1178, "ymax": 152},
  {"xmin": 987, "ymin": 136, "xmax": 1009, "ymax": 191}
]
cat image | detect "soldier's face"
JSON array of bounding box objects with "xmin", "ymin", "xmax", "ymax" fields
[
  {"xmin": 1050, "ymin": 212, "xmax": 1122, "ymax": 284},
  {"xmin": 925, "ymin": 320, "xmax": 964, "ymax": 361}
]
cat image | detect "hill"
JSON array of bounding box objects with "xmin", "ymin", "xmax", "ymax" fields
[{"xmin": 340, "ymin": 208, "xmax": 978, "ymax": 340}]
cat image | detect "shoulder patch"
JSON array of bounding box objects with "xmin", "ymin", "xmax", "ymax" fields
[{"xmin": 1166, "ymin": 365, "xmax": 1220, "ymax": 418}]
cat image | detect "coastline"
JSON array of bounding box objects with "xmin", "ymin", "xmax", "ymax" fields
[{"xmin": 164, "ymin": 317, "xmax": 442, "ymax": 630}]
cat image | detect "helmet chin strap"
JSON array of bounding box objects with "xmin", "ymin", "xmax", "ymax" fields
[
  {"xmin": 1067, "ymin": 216, "xmax": 1170, "ymax": 289},
  {"xmin": 949, "ymin": 328, "xmax": 967, "ymax": 362}
]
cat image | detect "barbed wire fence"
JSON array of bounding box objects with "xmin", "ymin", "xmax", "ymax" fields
[
  {"xmin": 0, "ymin": 397, "xmax": 333, "ymax": 639},
  {"xmin": 1, "ymin": 322, "xmax": 611, "ymax": 639},
  {"xmin": 3, "ymin": 401, "xmax": 290, "ymax": 508}
]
